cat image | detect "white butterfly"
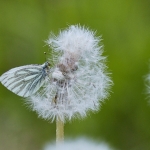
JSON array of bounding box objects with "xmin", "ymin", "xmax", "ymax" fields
[{"xmin": 0, "ymin": 62, "xmax": 50, "ymax": 97}]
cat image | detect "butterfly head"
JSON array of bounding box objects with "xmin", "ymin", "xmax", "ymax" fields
[
  {"xmin": 42, "ymin": 61, "xmax": 50, "ymax": 69},
  {"xmin": 45, "ymin": 61, "xmax": 50, "ymax": 67}
]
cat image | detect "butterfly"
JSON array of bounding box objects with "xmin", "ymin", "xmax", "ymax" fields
[{"xmin": 0, "ymin": 62, "xmax": 50, "ymax": 97}]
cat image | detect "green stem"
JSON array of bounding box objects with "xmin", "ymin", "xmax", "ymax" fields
[{"xmin": 56, "ymin": 116, "xmax": 64, "ymax": 145}]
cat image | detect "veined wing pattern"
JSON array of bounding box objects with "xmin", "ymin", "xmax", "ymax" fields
[{"xmin": 0, "ymin": 63, "xmax": 50, "ymax": 97}]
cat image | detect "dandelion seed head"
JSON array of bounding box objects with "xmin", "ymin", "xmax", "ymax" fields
[
  {"xmin": 27, "ymin": 25, "xmax": 112, "ymax": 122},
  {"xmin": 43, "ymin": 138, "xmax": 115, "ymax": 150},
  {"xmin": 145, "ymin": 67, "xmax": 150, "ymax": 101}
]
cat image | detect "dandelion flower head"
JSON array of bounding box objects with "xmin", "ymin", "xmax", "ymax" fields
[
  {"xmin": 28, "ymin": 25, "xmax": 112, "ymax": 122},
  {"xmin": 43, "ymin": 138, "xmax": 115, "ymax": 150}
]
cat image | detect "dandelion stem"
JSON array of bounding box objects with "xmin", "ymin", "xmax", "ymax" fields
[{"xmin": 56, "ymin": 116, "xmax": 64, "ymax": 144}]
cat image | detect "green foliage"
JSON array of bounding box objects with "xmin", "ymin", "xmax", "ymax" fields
[{"xmin": 0, "ymin": 0, "xmax": 150, "ymax": 149}]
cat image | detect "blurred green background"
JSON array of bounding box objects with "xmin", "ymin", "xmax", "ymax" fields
[{"xmin": 0, "ymin": 0, "xmax": 150, "ymax": 150}]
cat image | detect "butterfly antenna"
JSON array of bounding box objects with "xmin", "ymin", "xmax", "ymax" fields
[{"xmin": 44, "ymin": 52, "xmax": 47, "ymax": 62}]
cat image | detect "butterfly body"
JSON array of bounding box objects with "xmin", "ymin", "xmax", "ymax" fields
[{"xmin": 0, "ymin": 62, "xmax": 50, "ymax": 97}]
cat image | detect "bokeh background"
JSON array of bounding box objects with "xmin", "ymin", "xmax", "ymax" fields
[{"xmin": 0, "ymin": 0, "xmax": 150, "ymax": 150}]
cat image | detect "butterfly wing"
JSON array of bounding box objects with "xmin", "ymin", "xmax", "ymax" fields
[{"xmin": 0, "ymin": 64, "xmax": 47, "ymax": 97}]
